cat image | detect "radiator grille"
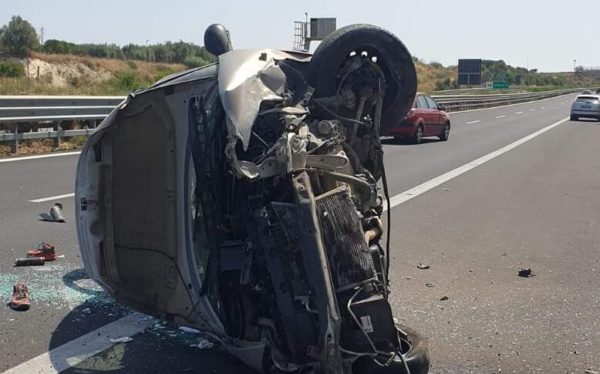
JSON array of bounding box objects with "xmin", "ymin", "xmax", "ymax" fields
[{"xmin": 316, "ymin": 188, "xmax": 376, "ymax": 289}]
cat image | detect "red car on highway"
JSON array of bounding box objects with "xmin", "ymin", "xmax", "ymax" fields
[{"xmin": 384, "ymin": 93, "xmax": 450, "ymax": 144}]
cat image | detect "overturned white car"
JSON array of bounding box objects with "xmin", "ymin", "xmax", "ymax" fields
[{"xmin": 75, "ymin": 24, "xmax": 428, "ymax": 373}]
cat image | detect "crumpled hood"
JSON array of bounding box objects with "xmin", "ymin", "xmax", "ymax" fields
[{"xmin": 217, "ymin": 49, "xmax": 310, "ymax": 150}]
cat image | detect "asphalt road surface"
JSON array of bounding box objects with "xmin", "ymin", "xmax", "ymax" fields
[{"xmin": 1, "ymin": 93, "xmax": 599, "ymax": 373}]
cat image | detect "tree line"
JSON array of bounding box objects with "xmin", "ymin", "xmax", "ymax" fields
[{"xmin": 0, "ymin": 15, "xmax": 215, "ymax": 68}]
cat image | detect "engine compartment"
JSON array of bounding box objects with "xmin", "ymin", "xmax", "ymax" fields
[{"xmin": 187, "ymin": 41, "xmax": 411, "ymax": 372}]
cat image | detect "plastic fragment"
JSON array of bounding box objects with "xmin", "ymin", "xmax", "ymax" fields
[
  {"xmin": 518, "ymin": 268, "xmax": 533, "ymax": 277},
  {"xmin": 109, "ymin": 336, "xmax": 133, "ymax": 343},
  {"xmin": 179, "ymin": 326, "xmax": 202, "ymax": 334},
  {"xmin": 190, "ymin": 338, "xmax": 214, "ymax": 349}
]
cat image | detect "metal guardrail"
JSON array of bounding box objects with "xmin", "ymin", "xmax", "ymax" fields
[
  {"xmin": 0, "ymin": 96, "xmax": 124, "ymax": 153},
  {"xmin": 0, "ymin": 90, "xmax": 582, "ymax": 154},
  {"xmin": 431, "ymin": 89, "xmax": 581, "ymax": 112}
]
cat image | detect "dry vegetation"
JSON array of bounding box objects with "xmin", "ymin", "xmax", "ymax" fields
[
  {"xmin": 415, "ymin": 60, "xmax": 457, "ymax": 92},
  {"xmin": 0, "ymin": 52, "xmax": 186, "ymax": 96}
]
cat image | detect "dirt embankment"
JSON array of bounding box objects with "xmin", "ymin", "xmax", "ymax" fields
[
  {"xmin": 22, "ymin": 56, "xmax": 112, "ymax": 87},
  {"xmin": 0, "ymin": 53, "xmax": 186, "ymax": 96}
]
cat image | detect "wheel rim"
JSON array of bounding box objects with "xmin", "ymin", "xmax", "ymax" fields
[
  {"xmin": 417, "ymin": 127, "xmax": 422, "ymax": 142},
  {"xmin": 444, "ymin": 126, "xmax": 449, "ymax": 138}
]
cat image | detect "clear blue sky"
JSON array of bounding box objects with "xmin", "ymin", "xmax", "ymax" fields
[{"xmin": 3, "ymin": 0, "xmax": 598, "ymax": 72}]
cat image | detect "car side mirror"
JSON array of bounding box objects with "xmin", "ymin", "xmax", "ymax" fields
[{"xmin": 437, "ymin": 104, "xmax": 446, "ymax": 111}]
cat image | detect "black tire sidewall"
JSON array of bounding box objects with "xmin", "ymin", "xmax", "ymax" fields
[
  {"xmin": 414, "ymin": 126, "xmax": 423, "ymax": 144},
  {"xmin": 309, "ymin": 24, "xmax": 417, "ymax": 133}
]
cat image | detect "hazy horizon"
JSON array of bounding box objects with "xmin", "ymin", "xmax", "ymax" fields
[{"xmin": 3, "ymin": 0, "xmax": 598, "ymax": 73}]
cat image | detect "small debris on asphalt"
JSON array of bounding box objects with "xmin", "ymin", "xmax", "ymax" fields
[
  {"xmin": 190, "ymin": 338, "xmax": 214, "ymax": 349},
  {"xmin": 109, "ymin": 336, "xmax": 133, "ymax": 343},
  {"xmin": 14, "ymin": 257, "xmax": 45, "ymax": 266},
  {"xmin": 584, "ymin": 370, "xmax": 599, "ymax": 374},
  {"xmin": 417, "ymin": 263, "xmax": 430, "ymax": 270},
  {"xmin": 40, "ymin": 203, "xmax": 66, "ymax": 223},
  {"xmin": 425, "ymin": 283, "xmax": 435, "ymax": 288},
  {"xmin": 440, "ymin": 296, "xmax": 449, "ymax": 301},
  {"xmin": 572, "ymin": 350, "xmax": 581, "ymax": 355},
  {"xmin": 26, "ymin": 242, "xmax": 57, "ymax": 262},
  {"xmin": 518, "ymin": 268, "xmax": 534, "ymax": 277},
  {"xmin": 10, "ymin": 283, "xmax": 31, "ymax": 311},
  {"xmin": 179, "ymin": 326, "xmax": 202, "ymax": 334}
]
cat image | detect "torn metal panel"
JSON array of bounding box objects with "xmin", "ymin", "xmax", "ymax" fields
[{"xmin": 218, "ymin": 49, "xmax": 310, "ymax": 150}]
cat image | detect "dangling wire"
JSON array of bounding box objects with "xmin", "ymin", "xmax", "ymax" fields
[{"xmin": 382, "ymin": 161, "xmax": 391, "ymax": 285}]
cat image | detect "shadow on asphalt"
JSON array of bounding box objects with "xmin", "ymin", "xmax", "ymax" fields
[
  {"xmin": 381, "ymin": 137, "xmax": 442, "ymax": 146},
  {"xmin": 571, "ymin": 118, "xmax": 600, "ymax": 124},
  {"xmin": 49, "ymin": 269, "xmax": 255, "ymax": 374}
]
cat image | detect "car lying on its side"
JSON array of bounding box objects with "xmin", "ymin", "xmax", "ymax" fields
[
  {"xmin": 382, "ymin": 93, "xmax": 450, "ymax": 144},
  {"xmin": 570, "ymin": 94, "xmax": 600, "ymax": 121},
  {"xmin": 75, "ymin": 23, "xmax": 430, "ymax": 374}
]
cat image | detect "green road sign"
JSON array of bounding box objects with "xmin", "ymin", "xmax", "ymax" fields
[{"xmin": 493, "ymin": 82, "xmax": 509, "ymax": 89}]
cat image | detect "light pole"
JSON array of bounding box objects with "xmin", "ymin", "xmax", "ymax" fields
[{"xmin": 573, "ymin": 59, "xmax": 576, "ymax": 72}]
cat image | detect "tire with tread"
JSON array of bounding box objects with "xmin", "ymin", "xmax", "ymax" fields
[
  {"xmin": 413, "ymin": 126, "xmax": 423, "ymax": 144},
  {"xmin": 309, "ymin": 24, "xmax": 417, "ymax": 134},
  {"xmin": 439, "ymin": 123, "xmax": 450, "ymax": 141}
]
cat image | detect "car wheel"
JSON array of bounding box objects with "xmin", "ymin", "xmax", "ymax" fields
[
  {"xmin": 570, "ymin": 115, "xmax": 578, "ymax": 121},
  {"xmin": 413, "ymin": 126, "xmax": 423, "ymax": 144},
  {"xmin": 438, "ymin": 123, "xmax": 450, "ymax": 141},
  {"xmin": 309, "ymin": 24, "xmax": 417, "ymax": 135},
  {"xmin": 351, "ymin": 323, "xmax": 430, "ymax": 374}
]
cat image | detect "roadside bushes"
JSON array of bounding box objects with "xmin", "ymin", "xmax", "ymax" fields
[{"xmin": 0, "ymin": 60, "xmax": 24, "ymax": 77}]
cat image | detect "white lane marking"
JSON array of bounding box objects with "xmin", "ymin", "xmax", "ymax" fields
[
  {"xmin": 530, "ymin": 109, "xmax": 536, "ymax": 111},
  {"xmin": 384, "ymin": 117, "xmax": 569, "ymax": 211},
  {"xmin": 515, "ymin": 111, "xmax": 523, "ymax": 115},
  {"xmin": 0, "ymin": 151, "xmax": 81, "ymax": 163},
  {"xmin": 466, "ymin": 120, "xmax": 481, "ymax": 125},
  {"xmin": 2, "ymin": 312, "xmax": 153, "ymax": 374},
  {"xmin": 29, "ymin": 193, "xmax": 75, "ymax": 203},
  {"xmin": 540, "ymin": 107, "xmax": 545, "ymax": 109},
  {"xmin": 495, "ymin": 115, "xmax": 506, "ymax": 119}
]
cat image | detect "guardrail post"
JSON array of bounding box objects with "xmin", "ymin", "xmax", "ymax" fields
[
  {"xmin": 54, "ymin": 121, "xmax": 62, "ymax": 148},
  {"xmin": 12, "ymin": 123, "xmax": 19, "ymax": 154}
]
